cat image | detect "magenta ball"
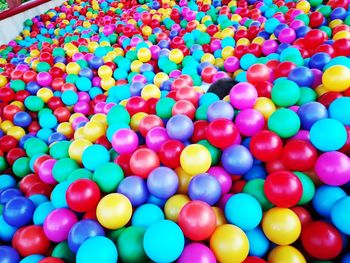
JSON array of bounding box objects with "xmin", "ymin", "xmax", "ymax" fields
[
  {"xmin": 38, "ymin": 159, "xmax": 57, "ymax": 184},
  {"xmin": 112, "ymin": 128, "xmax": 139, "ymax": 154},
  {"xmin": 74, "ymin": 101, "xmax": 90, "ymax": 115},
  {"xmin": 207, "ymin": 166, "xmax": 232, "ymax": 194},
  {"xmin": 224, "ymin": 56, "xmax": 239, "ymax": 72},
  {"xmin": 178, "ymin": 243, "xmax": 216, "ymax": 263},
  {"xmin": 278, "ymin": 28, "xmax": 296, "ymax": 43},
  {"xmin": 146, "ymin": 127, "xmax": 170, "ymax": 152},
  {"xmin": 43, "ymin": 208, "xmax": 78, "ymax": 242},
  {"xmin": 36, "ymin": 72, "xmax": 53, "ymax": 86},
  {"xmin": 229, "ymin": 82, "xmax": 258, "ymax": 110},
  {"xmin": 315, "ymin": 151, "xmax": 350, "ymax": 186},
  {"xmin": 262, "ymin": 40, "xmax": 278, "ymax": 55},
  {"xmin": 212, "ymin": 72, "xmax": 229, "ymax": 83},
  {"xmin": 235, "ymin": 109, "xmax": 265, "ymax": 136}
]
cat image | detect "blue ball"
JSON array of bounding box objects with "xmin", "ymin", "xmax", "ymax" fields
[
  {"xmin": 309, "ymin": 52, "xmax": 331, "ymax": 70},
  {"xmin": 117, "ymin": 176, "xmax": 149, "ymax": 207},
  {"xmin": 243, "ymin": 164, "xmax": 267, "ymax": 180},
  {"xmin": 188, "ymin": 173, "xmax": 221, "ymax": 206},
  {"xmin": 143, "ymin": 220, "xmax": 184, "ymax": 263},
  {"xmin": 297, "ymin": 102, "xmax": 328, "ymax": 130},
  {"xmin": 82, "ymin": 144, "xmax": 110, "ymax": 171},
  {"xmin": 0, "ymin": 175, "xmax": 16, "ymax": 191},
  {"xmin": 222, "ymin": 145, "xmax": 254, "ymax": 175},
  {"xmin": 77, "ymin": 236, "xmax": 117, "ymax": 263},
  {"xmin": 51, "ymin": 181, "xmax": 72, "ymax": 208},
  {"xmin": 342, "ymin": 253, "xmax": 350, "ymax": 263},
  {"xmin": 331, "ymin": 197, "xmax": 350, "ymax": 235},
  {"xmin": 3, "ymin": 197, "xmax": 35, "ymax": 227},
  {"xmin": 132, "ymin": 204, "xmax": 164, "ymax": 228},
  {"xmin": 20, "ymin": 254, "xmax": 45, "ymax": 263},
  {"xmin": 246, "ymin": 227, "xmax": 270, "ymax": 257},
  {"xmin": 0, "ymin": 246, "xmax": 20, "ymax": 263},
  {"xmin": 33, "ymin": 202, "xmax": 55, "ymax": 226},
  {"xmin": 329, "ymin": 97, "xmax": 350, "ymax": 126},
  {"xmin": 0, "ymin": 215, "xmax": 17, "ymax": 242},
  {"xmin": 310, "ymin": 118, "xmax": 347, "ymax": 151},
  {"xmin": 147, "ymin": 167, "xmax": 178, "ymax": 199},
  {"xmin": 68, "ymin": 220, "xmax": 105, "ymax": 253},
  {"xmin": 225, "ymin": 193, "xmax": 263, "ymax": 231},
  {"xmin": 207, "ymin": 101, "xmax": 235, "ymax": 121},
  {"xmin": 288, "ymin": 66, "xmax": 314, "ymax": 87},
  {"xmin": 146, "ymin": 195, "xmax": 167, "ymax": 208},
  {"xmin": 166, "ymin": 115, "xmax": 194, "ymax": 142},
  {"xmin": 13, "ymin": 112, "xmax": 32, "ymax": 128},
  {"xmin": 0, "ymin": 188, "xmax": 23, "ymax": 205},
  {"xmin": 313, "ymin": 186, "xmax": 347, "ymax": 218}
]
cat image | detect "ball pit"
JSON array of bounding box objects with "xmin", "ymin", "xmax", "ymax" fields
[{"xmin": 0, "ymin": 0, "xmax": 350, "ymax": 261}]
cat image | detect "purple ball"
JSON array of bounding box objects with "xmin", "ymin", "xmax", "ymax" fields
[
  {"xmin": 178, "ymin": 243, "xmax": 216, "ymax": 263},
  {"xmin": 207, "ymin": 166, "xmax": 232, "ymax": 194},
  {"xmin": 188, "ymin": 174, "xmax": 222, "ymax": 205},
  {"xmin": 221, "ymin": 145, "xmax": 253, "ymax": 175},
  {"xmin": 146, "ymin": 127, "xmax": 170, "ymax": 152},
  {"xmin": 166, "ymin": 114, "xmax": 194, "ymax": 142},
  {"xmin": 147, "ymin": 167, "xmax": 179, "ymax": 199},
  {"xmin": 207, "ymin": 101, "xmax": 235, "ymax": 121},
  {"xmin": 117, "ymin": 176, "xmax": 149, "ymax": 207}
]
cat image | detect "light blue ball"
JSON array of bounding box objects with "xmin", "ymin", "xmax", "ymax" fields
[
  {"xmin": 82, "ymin": 144, "xmax": 110, "ymax": 171},
  {"xmin": 240, "ymin": 54, "xmax": 257, "ymax": 70},
  {"xmin": 132, "ymin": 204, "xmax": 164, "ymax": 228},
  {"xmin": 143, "ymin": 220, "xmax": 184, "ymax": 263},
  {"xmin": 20, "ymin": 255, "xmax": 45, "ymax": 263},
  {"xmin": 62, "ymin": 90, "xmax": 78, "ymax": 106},
  {"xmin": 331, "ymin": 197, "xmax": 350, "ymax": 235},
  {"xmin": 0, "ymin": 175, "xmax": 16, "ymax": 191},
  {"xmin": 246, "ymin": 227, "xmax": 270, "ymax": 257},
  {"xmin": 310, "ymin": 118, "xmax": 347, "ymax": 151},
  {"xmin": 312, "ymin": 186, "xmax": 347, "ymax": 218},
  {"xmin": 329, "ymin": 97, "xmax": 350, "ymax": 126},
  {"xmin": 0, "ymin": 216, "xmax": 17, "ymax": 242},
  {"xmin": 33, "ymin": 202, "xmax": 55, "ymax": 225},
  {"xmin": 29, "ymin": 194, "xmax": 48, "ymax": 207},
  {"xmin": 76, "ymin": 77, "xmax": 92, "ymax": 92},
  {"xmin": 51, "ymin": 181, "xmax": 72, "ymax": 208},
  {"xmin": 77, "ymin": 236, "xmax": 118, "ymax": 263},
  {"xmin": 225, "ymin": 193, "xmax": 262, "ymax": 231}
]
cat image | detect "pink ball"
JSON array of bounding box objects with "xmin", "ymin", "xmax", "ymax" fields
[
  {"xmin": 169, "ymin": 70, "xmax": 181, "ymax": 78},
  {"xmin": 43, "ymin": 208, "xmax": 78, "ymax": 242},
  {"xmin": 178, "ymin": 243, "xmax": 216, "ymax": 263},
  {"xmin": 132, "ymin": 74, "xmax": 147, "ymax": 84},
  {"xmin": 78, "ymin": 92, "xmax": 91, "ymax": 103},
  {"xmin": 207, "ymin": 166, "xmax": 232, "ymax": 194},
  {"xmin": 278, "ymin": 28, "xmax": 296, "ymax": 43},
  {"xmin": 92, "ymin": 77, "xmax": 101, "ymax": 87},
  {"xmin": 112, "ymin": 128, "xmax": 139, "ymax": 154},
  {"xmin": 150, "ymin": 45, "xmax": 161, "ymax": 59},
  {"xmin": 262, "ymin": 40, "xmax": 278, "ymax": 55},
  {"xmin": 74, "ymin": 101, "xmax": 90, "ymax": 115},
  {"xmin": 212, "ymin": 72, "xmax": 229, "ymax": 83},
  {"xmin": 36, "ymin": 72, "xmax": 52, "ymax": 86},
  {"xmin": 229, "ymin": 82, "xmax": 258, "ymax": 110},
  {"xmin": 315, "ymin": 151, "xmax": 350, "ymax": 186},
  {"xmin": 235, "ymin": 109, "xmax": 265, "ymax": 136},
  {"xmin": 94, "ymin": 102, "xmax": 106, "ymax": 114},
  {"xmin": 103, "ymin": 103, "xmax": 116, "ymax": 114},
  {"xmin": 224, "ymin": 56, "xmax": 239, "ymax": 72},
  {"xmin": 210, "ymin": 39, "xmax": 222, "ymax": 52},
  {"xmin": 146, "ymin": 127, "xmax": 170, "ymax": 152},
  {"xmin": 38, "ymin": 159, "xmax": 57, "ymax": 184}
]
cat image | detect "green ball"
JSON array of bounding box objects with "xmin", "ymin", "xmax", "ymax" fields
[
  {"xmin": 243, "ymin": 179, "xmax": 273, "ymax": 211},
  {"xmin": 36, "ymin": 62, "xmax": 51, "ymax": 72},
  {"xmin": 294, "ymin": 172, "xmax": 315, "ymax": 205},
  {"xmin": 198, "ymin": 140, "xmax": 221, "ymax": 165},
  {"xmin": 93, "ymin": 162, "xmax": 124, "ymax": 193},
  {"xmin": 295, "ymin": 14, "xmax": 309, "ymax": 26},
  {"xmin": 24, "ymin": 138, "xmax": 48, "ymax": 158},
  {"xmin": 52, "ymin": 242, "xmax": 75, "ymax": 263},
  {"xmin": 107, "ymin": 105, "xmax": 131, "ymax": 125},
  {"xmin": 317, "ymin": 5, "xmax": 332, "ymax": 18},
  {"xmin": 10, "ymin": 80, "xmax": 25, "ymax": 92},
  {"xmin": 126, "ymin": 50, "xmax": 137, "ymax": 61},
  {"xmin": 68, "ymin": 168, "xmax": 93, "ymax": 181},
  {"xmin": 108, "ymin": 227, "xmax": 125, "ymax": 244},
  {"xmin": 297, "ymin": 87, "xmax": 317, "ymax": 105},
  {"xmin": 195, "ymin": 105, "xmax": 208, "ymax": 120},
  {"xmin": 117, "ymin": 226, "xmax": 148, "ymax": 263},
  {"xmin": 13, "ymin": 157, "xmax": 30, "ymax": 178},
  {"xmin": 163, "ymin": 62, "xmax": 178, "ymax": 74},
  {"xmin": 0, "ymin": 157, "xmax": 7, "ymax": 172},
  {"xmin": 156, "ymin": 98, "xmax": 176, "ymax": 119},
  {"xmin": 319, "ymin": 26, "xmax": 332, "ymax": 38},
  {"xmin": 309, "ymin": 0, "xmax": 322, "ymax": 7},
  {"xmin": 271, "ymin": 79, "xmax": 301, "ymax": 107},
  {"xmin": 66, "ymin": 74, "xmax": 79, "ymax": 84},
  {"xmin": 197, "ymin": 32, "xmax": 211, "ymax": 45},
  {"xmin": 49, "ymin": 141, "xmax": 71, "ymax": 159},
  {"xmin": 268, "ymin": 108, "xmax": 301, "ymax": 138},
  {"xmin": 24, "ymin": 96, "xmax": 44, "ymax": 112},
  {"xmin": 52, "ymin": 158, "xmax": 80, "ymax": 183}
]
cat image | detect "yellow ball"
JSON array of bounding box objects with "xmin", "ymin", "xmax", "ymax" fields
[
  {"xmin": 201, "ymin": 53, "xmax": 215, "ymax": 65},
  {"xmin": 137, "ymin": 47, "xmax": 152, "ymax": 63},
  {"xmin": 131, "ymin": 60, "xmax": 143, "ymax": 73},
  {"xmin": 130, "ymin": 112, "xmax": 148, "ymax": 131},
  {"xmin": 164, "ymin": 194, "xmax": 190, "ymax": 222},
  {"xmin": 296, "ymin": 1, "xmax": 310, "ymax": 13},
  {"xmin": 197, "ymin": 24, "xmax": 207, "ymax": 32},
  {"xmin": 262, "ymin": 207, "xmax": 301, "ymax": 245},
  {"xmin": 154, "ymin": 72, "xmax": 169, "ymax": 87},
  {"xmin": 212, "ymin": 207, "xmax": 227, "ymax": 227},
  {"xmin": 101, "ymin": 77, "xmax": 116, "ymax": 91},
  {"xmin": 237, "ymin": 38, "xmax": 250, "ymax": 46},
  {"xmin": 329, "ymin": 19, "xmax": 343, "ymax": 29},
  {"xmin": 10, "ymin": 101, "xmax": 24, "ymax": 111},
  {"xmin": 142, "ymin": 26, "xmax": 152, "ymax": 36},
  {"xmin": 268, "ymin": 246, "xmax": 306, "ymax": 263},
  {"xmin": 98, "ymin": 65, "xmax": 113, "ymax": 79},
  {"xmin": 222, "ymin": 46, "xmax": 234, "ymax": 59},
  {"xmin": 66, "ymin": 62, "xmax": 81, "ymax": 75},
  {"xmin": 333, "ymin": 30, "xmax": 350, "ymax": 40},
  {"xmin": 215, "ymin": 58, "xmax": 224, "ymax": 69},
  {"xmin": 88, "ymin": 42, "xmax": 99, "ymax": 52},
  {"xmin": 7, "ymin": 126, "xmax": 25, "ymax": 140},
  {"xmin": 69, "ymin": 113, "xmax": 84, "ymax": 123},
  {"xmin": 175, "ymin": 167, "xmax": 193, "ymax": 194},
  {"xmin": 30, "ymin": 50, "xmax": 40, "ymax": 58},
  {"xmin": 141, "ymin": 84, "xmax": 161, "ymax": 100},
  {"xmin": 96, "ymin": 193, "xmax": 132, "ymax": 229},
  {"xmin": 254, "ymin": 97, "xmax": 276, "ymax": 119},
  {"xmin": 323, "ymin": 65, "xmax": 350, "ymax": 92},
  {"xmin": 90, "ymin": 113, "xmax": 107, "ymax": 125},
  {"xmin": 169, "ymin": 49, "xmax": 184, "ymax": 64},
  {"xmin": 37, "ymin": 88, "xmax": 54, "ymax": 103},
  {"xmin": 57, "ymin": 122, "xmax": 73, "ymax": 138},
  {"xmin": 74, "ymin": 127, "xmax": 86, "ymax": 140},
  {"xmin": 210, "ymin": 224, "xmax": 249, "ymax": 263},
  {"xmin": 221, "ymin": 27, "xmax": 234, "ymax": 38},
  {"xmin": 54, "ymin": 62, "xmax": 66, "ymax": 72},
  {"xmin": 83, "ymin": 121, "xmax": 106, "ymax": 142},
  {"xmin": 253, "ymin": 36, "xmax": 265, "ymax": 45},
  {"xmin": 1, "ymin": 120, "xmax": 14, "ymax": 133},
  {"xmin": 68, "ymin": 138, "xmax": 92, "ymax": 163},
  {"xmin": 0, "ymin": 75, "xmax": 8, "ymax": 88},
  {"xmin": 315, "ymin": 84, "xmax": 329, "ymax": 96},
  {"xmin": 180, "ymin": 144, "xmax": 211, "ymax": 175}
]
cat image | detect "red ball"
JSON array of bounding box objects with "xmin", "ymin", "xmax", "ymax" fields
[
  {"xmin": 54, "ymin": 107, "xmax": 71, "ymax": 123},
  {"xmin": 333, "ymin": 38, "xmax": 350, "ymax": 57},
  {"xmin": 159, "ymin": 139, "xmax": 185, "ymax": 169},
  {"xmin": 15, "ymin": 90, "xmax": 30, "ymax": 102},
  {"xmin": 304, "ymin": 29, "xmax": 327, "ymax": 49},
  {"xmin": 126, "ymin": 96, "xmax": 148, "ymax": 116},
  {"xmin": 301, "ymin": 221, "xmax": 343, "ymax": 260},
  {"xmin": 317, "ymin": 92, "xmax": 342, "ymax": 107},
  {"xmin": 247, "ymin": 64, "xmax": 270, "ymax": 85},
  {"xmin": 171, "ymin": 78, "xmax": 188, "ymax": 91},
  {"xmin": 39, "ymin": 258, "xmax": 65, "ymax": 263},
  {"xmin": 27, "ymin": 182, "xmax": 53, "ymax": 197},
  {"xmin": 201, "ymin": 67, "xmax": 217, "ymax": 83},
  {"xmin": 207, "ymin": 119, "xmax": 238, "ymax": 149},
  {"xmin": 255, "ymin": 81, "xmax": 272, "ymax": 98},
  {"xmin": 191, "ymin": 120, "xmax": 208, "ymax": 143},
  {"xmin": 129, "ymin": 148, "xmax": 160, "ymax": 179},
  {"xmin": 6, "ymin": 148, "xmax": 26, "ymax": 166},
  {"xmin": 172, "ymin": 100, "xmax": 196, "ymax": 119},
  {"xmin": 281, "ymin": 140, "xmax": 318, "ymax": 172},
  {"xmin": 176, "ymin": 87, "xmax": 198, "ymax": 107},
  {"xmin": 0, "ymin": 135, "xmax": 18, "ymax": 153},
  {"xmin": 250, "ymin": 130, "xmax": 283, "ymax": 162},
  {"xmin": 309, "ymin": 12, "xmax": 324, "ymax": 28},
  {"xmin": 275, "ymin": 62, "xmax": 296, "ymax": 78},
  {"xmin": 12, "ymin": 225, "xmax": 51, "ymax": 257},
  {"xmin": 139, "ymin": 115, "xmax": 164, "ymax": 137},
  {"xmin": 66, "ymin": 179, "xmax": 101, "ymax": 212},
  {"xmin": 243, "ymin": 256, "xmax": 267, "ymax": 263},
  {"xmin": 3, "ymin": 104, "xmax": 21, "ymax": 121},
  {"xmin": 19, "ymin": 174, "xmax": 42, "ymax": 194},
  {"xmin": 114, "ymin": 153, "xmax": 132, "ymax": 175},
  {"xmin": 290, "ymin": 206, "xmax": 312, "ymax": 227},
  {"xmin": 33, "ymin": 155, "xmax": 52, "ymax": 174},
  {"xmin": 264, "ymin": 171, "xmax": 303, "ymax": 208},
  {"xmin": 178, "ymin": 200, "xmax": 216, "ymax": 241}
]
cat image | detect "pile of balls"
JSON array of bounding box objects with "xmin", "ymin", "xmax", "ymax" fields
[{"xmin": 0, "ymin": 0, "xmax": 350, "ymax": 262}]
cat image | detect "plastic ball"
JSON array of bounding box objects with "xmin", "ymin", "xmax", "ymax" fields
[
  {"xmin": 250, "ymin": 131, "xmax": 283, "ymax": 162},
  {"xmin": 132, "ymin": 203, "xmax": 164, "ymax": 228},
  {"xmin": 245, "ymin": 227, "xmax": 270, "ymax": 258},
  {"xmin": 271, "ymin": 79, "xmax": 301, "ymax": 107},
  {"xmin": 247, "ymin": 64, "xmax": 270, "ymax": 84},
  {"xmin": 166, "ymin": 114, "xmax": 194, "ymax": 142},
  {"xmin": 0, "ymin": 246, "xmax": 20, "ymax": 263},
  {"xmin": 188, "ymin": 173, "xmax": 221, "ymax": 205},
  {"xmin": 322, "ymin": 65, "xmax": 350, "ymax": 92},
  {"xmin": 164, "ymin": 194, "xmax": 190, "ymax": 223},
  {"xmin": 117, "ymin": 176, "xmax": 149, "ymax": 207},
  {"xmin": 159, "ymin": 139, "xmax": 185, "ymax": 169},
  {"xmin": 82, "ymin": 144, "xmax": 110, "ymax": 171},
  {"xmin": 268, "ymin": 246, "xmax": 306, "ymax": 263},
  {"xmin": 180, "ymin": 144, "xmax": 211, "ymax": 175},
  {"xmin": 207, "ymin": 119, "xmax": 238, "ymax": 149},
  {"xmin": 178, "ymin": 243, "xmax": 216, "ymax": 263},
  {"xmin": 3, "ymin": 197, "xmax": 35, "ymax": 227},
  {"xmin": 137, "ymin": 47, "xmax": 152, "ymax": 63},
  {"xmin": 129, "ymin": 148, "xmax": 160, "ymax": 179},
  {"xmin": 143, "ymin": 220, "xmax": 184, "ymax": 263},
  {"xmin": 221, "ymin": 145, "xmax": 253, "ymax": 175},
  {"xmin": 235, "ymin": 109, "xmax": 265, "ymax": 137},
  {"xmin": 76, "ymin": 236, "xmax": 117, "ymax": 263},
  {"xmin": 331, "ymin": 197, "xmax": 350, "ymax": 235},
  {"xmin": 147, "ymin": 167, "xmax": 178, "ymax": 199},
  {"xmin": 268, "ymin": 108, "xmax": 301, "ymax": 138},
  {"xmin": 230, "ymin": 82, "xmax": 258, "ymax": 110},
  {"xmin": 329, "ymin": 97, "xmax": 350, "ymax": 126},
  {"xmin": 96, "ymin": 193, "xmax": 132, "ymax": 230},
  {"xmin": 210, "ymin": 224, "xmax": 249, "ymax": 263},
  {"xmin": 112, "ymin": 128, "xmax": 139, "ymax": 154}
]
